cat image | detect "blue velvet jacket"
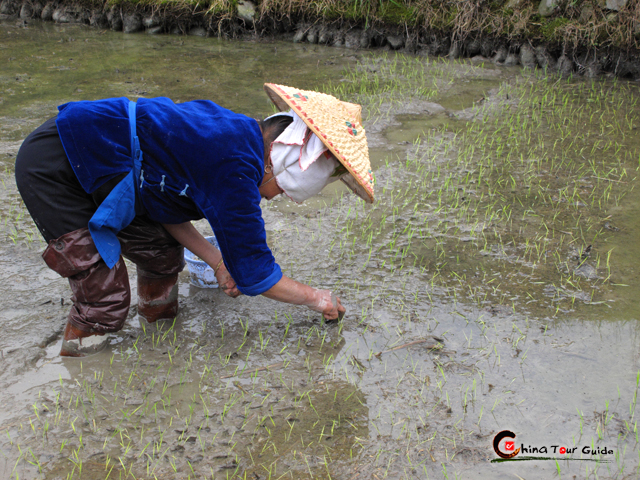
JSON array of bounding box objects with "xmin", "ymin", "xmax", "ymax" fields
[{"xmin": 56, "ymin": 97, "xmax": 282, "ymax": 296}]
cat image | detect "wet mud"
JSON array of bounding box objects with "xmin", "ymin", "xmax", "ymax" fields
[{"xmin": 2, "ymin": 18, "xmax": 640, "ymax": 480}]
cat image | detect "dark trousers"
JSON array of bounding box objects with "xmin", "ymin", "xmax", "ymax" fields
[{"xmin": 15, "ymin": 117, "xmax": 184, "ymax": 333}]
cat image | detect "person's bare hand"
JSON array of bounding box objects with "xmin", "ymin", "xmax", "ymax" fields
[
  {"xmin": 215, "ymin": 264, "xmax": 241, "ymax": 298},
  {"xmin": 309, "ymin": 289, "xmax": 346, "ymax": 320}
]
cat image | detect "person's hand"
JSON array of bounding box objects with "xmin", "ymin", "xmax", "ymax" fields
[
  {"xmin": 308, "ymin": 289, "xmax": 346, "ymax": 320},
  {"xmin": 215, "ymin": 263, "xmax": 241, "ymax": 298}
]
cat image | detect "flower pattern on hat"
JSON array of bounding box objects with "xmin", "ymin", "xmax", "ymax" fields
[{"xmin": 263, "ymin": 83, "xmax": 374, "ymax": 203}]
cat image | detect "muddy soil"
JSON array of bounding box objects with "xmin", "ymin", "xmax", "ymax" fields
[{"xmin": 2, "ymin": 19, "xmax": 640, "ymax": 480}]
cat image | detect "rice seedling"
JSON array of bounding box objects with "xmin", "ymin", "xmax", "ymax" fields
[{"xmin": 317, "ymin": 53, "xmax": 640, "ymax": 318}]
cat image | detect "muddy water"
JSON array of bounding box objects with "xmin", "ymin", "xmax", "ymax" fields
[{"xmin": 2, "ymin": 19, "xmax": 640, "ymax": 480}]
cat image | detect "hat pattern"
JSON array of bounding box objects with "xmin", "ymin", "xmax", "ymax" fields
[{"xmin": 264, "ymin": 83, "xmax": 374, "ymax": 203}]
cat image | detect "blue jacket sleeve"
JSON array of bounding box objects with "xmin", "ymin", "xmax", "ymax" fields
[{"xmin": 191, "ymin": 163, "xmax": 282, "ymax": 296}]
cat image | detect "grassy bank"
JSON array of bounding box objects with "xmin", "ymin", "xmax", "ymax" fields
[
  {"xmin": 260, "ymin": 0, "xmax": 640, "ymax": 50},
  {"xmin": 91, "ymin": 0, "xmax": 639, "ymax": 51}
]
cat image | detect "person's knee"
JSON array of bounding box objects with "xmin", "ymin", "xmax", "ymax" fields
[
  {"xmin": 136, "ymin": 248, "xmax": 185, "ymax": 278},
  {"xmin": 42, "ymin": 228, "xmax": 102, "ymax": 277},
  {"xmin": 120, "ymin": 219, "xmax": 185, "ymax": 276}
]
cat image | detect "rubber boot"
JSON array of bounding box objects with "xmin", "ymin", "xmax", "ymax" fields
[
  {"xmin": 42, "ymin": 228, "xmax": 131, "ymax": 357},
  {"xmin": 137, "ymin": 270, "xmax": 179, "ymax": 323},
  {"xmin": 118, "ymin": 216, "xmax": 184, "ymax": 325},
  {"xmin": 60, "ymin": 322, "xmax": 108, "ymax": 357}
]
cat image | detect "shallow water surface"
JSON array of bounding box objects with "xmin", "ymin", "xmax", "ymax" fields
[{"xmin": 2, "ymin": 19, "xmax": 640, "ymax": 480}]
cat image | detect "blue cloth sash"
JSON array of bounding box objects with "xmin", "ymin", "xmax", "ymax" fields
[{"xmin": 87, "ymin": 101, "xmax": 141, "ymax": 268}]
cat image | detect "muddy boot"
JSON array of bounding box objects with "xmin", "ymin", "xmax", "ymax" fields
[
  {"xmin": 60, "ymin": 322, "xmax": 108, "ymax": 357},
  {"xmin": 42, "ymin": 228, "xmax": 131, "ymax": 357},
  {"xmin": 118, "ymin": 216, "xmax": 184, "ymax": 325},
  {"xmin": 137, "ymin": 270, "xmax": 179, "ymax": 323}
]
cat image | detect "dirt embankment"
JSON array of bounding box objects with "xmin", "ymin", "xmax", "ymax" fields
[{"xmin": 2, "ymin": 0, "xmax": 640, "ymax": 79}]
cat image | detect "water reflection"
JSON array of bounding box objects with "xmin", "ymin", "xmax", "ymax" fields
[{"xmin": 0, "ymin": 19, "xmax": 356, "ymax": 139}]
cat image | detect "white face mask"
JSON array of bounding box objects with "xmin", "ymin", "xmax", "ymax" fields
[{"xmin": 268, "ymin": 111, "xmax": 344, "ymax": 203}]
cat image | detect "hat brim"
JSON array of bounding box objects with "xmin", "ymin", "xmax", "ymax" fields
[{"xmin": 264, "ymin": 83, "xmax": 374, "ymax": 203}]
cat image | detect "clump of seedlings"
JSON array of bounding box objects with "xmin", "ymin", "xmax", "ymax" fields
[
  {"xmin": 318, "ymin": 55, "xmax": 640, "ymax": 316},
  {"xmin": 1, "ymin": 312, "xmax": 369, "ymax": 479}
]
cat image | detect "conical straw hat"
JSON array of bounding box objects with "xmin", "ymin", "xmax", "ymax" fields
[{"xmin": 264, "ymin": 83, "xmax": 374, "ymax": 203}]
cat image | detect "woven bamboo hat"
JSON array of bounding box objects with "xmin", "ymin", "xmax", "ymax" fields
[{"xmin": 264, "ymin": 83, "xmax": 374, "ymax": 203}]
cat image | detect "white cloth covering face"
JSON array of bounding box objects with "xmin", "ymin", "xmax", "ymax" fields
[{"xmin": 267, "ymin": 110, "xmax": 344, "ymax": 203}]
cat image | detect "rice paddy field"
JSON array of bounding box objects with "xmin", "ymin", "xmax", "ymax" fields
[{"xmin": 2, "ymin": 18, "xmax": 640, "ymax": 480}]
